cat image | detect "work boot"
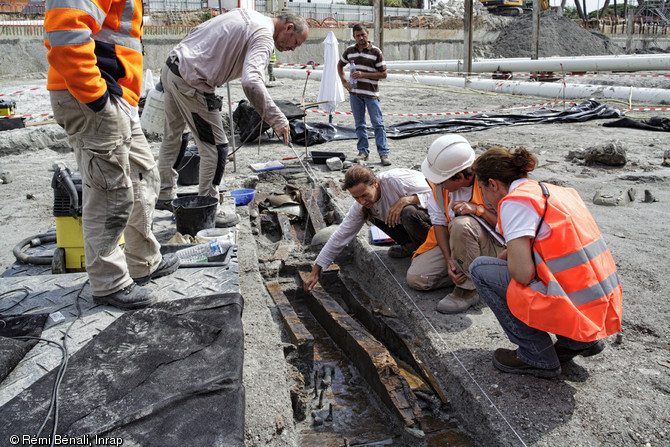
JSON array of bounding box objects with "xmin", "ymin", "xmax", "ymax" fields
[
  {"xmin": 493, "ymin": 348, "xmax": 562, "ymax": 379},
  {"xmin": 554, "ymin": 339, "xmax": 606, "ymax": 363},
  {"xmin": 380, "ymin": 155, "xmax": 392, "ymax": 166},
  {"xmin": 356, "ymin": 152, "xmax": 369, "ymax": 163},
  {"xmin": 133, "ymin": 254, "xmax": 180, "ymax": 286},
  {"xmin": 155, "ymin": 199, "xmax": 174, "ymax": 212},
  {"xmin": 215, "ymin": 209, "xmax": 240, "ymax": 228},
  {"xmin": 388, "ymin": 243, "xmax": 416, "ymax": 258},
  {"xmin": 436, "ymin": 287, "xmax": 479, "ymax": 314},
  {"xmin": 93, "ymin": 283, "xmax": 155, "ymax": 310}
]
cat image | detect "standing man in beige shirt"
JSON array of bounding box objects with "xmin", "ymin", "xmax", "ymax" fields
[{"xmin": 156, "ymin": 9, "xmax": 308, "ymax": 226}]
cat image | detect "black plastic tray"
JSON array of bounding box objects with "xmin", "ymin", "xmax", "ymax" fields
[{"xmin": 310, "ymin": 151, "xmax": 347, "ymax": 165}]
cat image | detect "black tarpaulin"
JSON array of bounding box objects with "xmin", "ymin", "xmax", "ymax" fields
[
  {"xmin": 233, "ymin": 99, "xmax": 305, "ymax": 143},
  {"xmin": 0, "ymin": 313, "xmax": 49, "ymax": 382},
  {"xmin": 290, "ymin": 99, "xmax": 622, "ymax": 146},
  {"xmin": 0, "ymin": 293, "xmax": 245, "ymax": 447},
  {"xmin": 602, "ymin": 116, "xmax": 670, "ymax": 132},
  {"xmin": 291, "ymin": 121, "xmax": 359, "ymax": 146}
]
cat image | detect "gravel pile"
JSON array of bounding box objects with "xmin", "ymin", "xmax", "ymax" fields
[{"xmin": 487, "ymin": 11, "xmax": 624, "ymax": 58}]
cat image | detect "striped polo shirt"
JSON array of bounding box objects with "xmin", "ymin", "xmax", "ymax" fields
[{"xmin": 340, "ymin": 42, "xmax": 386, "ymax": 99}]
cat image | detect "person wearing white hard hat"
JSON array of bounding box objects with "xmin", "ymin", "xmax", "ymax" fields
[
  {"xmin": 407, "ymin": 135, "xmax": 505, "ymax": 314},
  {"xmin": 303, "ymin": 164, "xmax": 432, "ymax": 293}
]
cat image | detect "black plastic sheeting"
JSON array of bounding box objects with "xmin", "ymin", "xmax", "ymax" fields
[
  {"xmin": 234, "ymin": 99, "xmax": 305, "ymax": 143},
  {"xmin": 290, "ymin": 99, "xmax": 623, "ymax": 146},
  {"xmin": 0, "ymin": 313, "xmax": 49, "ymax": 382},
  {"xmin": 602, "ymin": 116, "xmax": 670, "ymax": 132},
  {"xmin": 0, "ymin": 293, "xmax": 245, "ymax": 447}
]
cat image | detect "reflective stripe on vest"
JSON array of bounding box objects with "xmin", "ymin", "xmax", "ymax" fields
[
  {"xmin": 45, "ymin": 29, "xmax": 92, "ymax": 46},
  {"xmin": 98, "ymin": 0, "xmax": 140, "ymax": 52},
  {"xmin": 45, "ymin": 0, "xmax": 140, "ymax": 53},
  {"xmin": 534, "ymin": 237, "xmax": 609, "ymax": 273},
  {"xmin": 529, "ymin": 270, "xmax": 621, "ymax": 307},
  {"xmin": 46, "ymin": 0, "xmax": 106, "ymax": 24},
  {"xmin": 96, "ymin": 28, "xmax": 142, "ymax": 52}
]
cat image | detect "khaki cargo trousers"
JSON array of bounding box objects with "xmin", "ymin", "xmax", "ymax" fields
[
  {"xmin": 50, "ymin": 90, "xmax": 162, "ymax": 296},
  {"xmin": 158, "ymin": 63, "xmax": 228, "ymax": 201},
  {"xmin": 407, "ymin": 215, "xmax": 505, "ymax": 291}
]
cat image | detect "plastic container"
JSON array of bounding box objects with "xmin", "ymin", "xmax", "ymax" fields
[
  {"xmin": 172, "ymin": 195, "xmax": 218, "ymax": 237},
  {"xmin": 196, "ymin": 227, "xmax": 231, "ymax": 242},
  {"xmin": 175, "ymin": 234, "xmax": 235, "ymax": 263},
  {"xmin": 349, "ymin": 60, "xmax": 357, "ymax": 89},
  {"xmin": 140, "ymin": 87, "xmax": 165, "ymax": 134},
  {"xmin": 230, "ymin": 189, "xmax": 256, "ymax": 206},
  {"xmin": 310, "ymin": 151, "xmax": 347, "ymax": 165}
]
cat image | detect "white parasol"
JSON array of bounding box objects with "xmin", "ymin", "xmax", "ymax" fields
[{"xmin": 316, "ymin": 31, "xmax": 345, "ymax": 116}]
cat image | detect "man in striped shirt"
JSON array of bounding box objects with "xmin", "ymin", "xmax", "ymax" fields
[{"xmin": 338, "ymin": 24, "xmax": 391, "ymax": 166}]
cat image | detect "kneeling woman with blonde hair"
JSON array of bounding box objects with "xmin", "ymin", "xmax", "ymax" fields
[{"xmin": 469, "ymin": 147, "xmax": 622, "ymax": 379}]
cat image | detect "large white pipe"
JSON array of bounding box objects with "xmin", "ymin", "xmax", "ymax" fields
[
  {"xmin": 383, "ymin": 54, "xmax": 670, "ymax": 73},
  {"xmin": 275, "ymin": 68, "xmax": 670, "ymax": 104}
]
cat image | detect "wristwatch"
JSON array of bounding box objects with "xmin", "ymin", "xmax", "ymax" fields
[{"xmin": 476, "ymin": 205, "xmax": 485, "ymax": 216}]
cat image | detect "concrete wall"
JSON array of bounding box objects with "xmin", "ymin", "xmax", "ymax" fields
[
  {"xmin": 0, "ymin": 28, "xmax": 478, "ymax": 76},
  {"xmin": 0, "ymin": 37, "xmax": 50, "ymax": 76},
  {"xmin": 1, "ymin": 27, "xmax": 668, "ymax": 77}
]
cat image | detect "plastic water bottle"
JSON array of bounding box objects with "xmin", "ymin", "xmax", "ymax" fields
[
  {"xmin": 176, "ymin": 234, "xmax": 234, "ymax": 263},
  {"xmin": 349, "ymin": 60, "xmax": 357, "ymax": 89}
]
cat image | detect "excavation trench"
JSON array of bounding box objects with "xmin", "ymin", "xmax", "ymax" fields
[{"xmin": 249, "ymin": 168, "xmax": 474, "ymax": 446}]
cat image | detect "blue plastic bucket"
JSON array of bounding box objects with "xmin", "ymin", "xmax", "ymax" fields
[{"xmin": 230, "ymin": 189, "xmax": 256, "ymax": 206}]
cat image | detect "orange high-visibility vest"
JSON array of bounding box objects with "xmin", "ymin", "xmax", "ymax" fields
[
  {"xmin": 499, "ymin": 180, "xmax": 622, "ymax": 342},
  {"xmin": 413, "ymin": 179, "xmax": 485, "ymax": 259},
  {"xmin": 45, "ymin": 0, "xmax": 144, "ymax": 108}
]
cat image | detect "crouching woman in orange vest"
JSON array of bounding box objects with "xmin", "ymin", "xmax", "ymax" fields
[{"xmin": 469, "ymin": 147, "xmax": 622, "ymax": 379}]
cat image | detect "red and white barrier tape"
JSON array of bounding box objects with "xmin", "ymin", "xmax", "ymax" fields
[
  {"xmin": 0, "ymin": 87, "xmax": 43, "ymax": 97},
  {"xmin": 0, "ymin": 112, "xmax": 52, "ymax": 119},
  {"xmin": 3, "ymin": 105, "xmax": 666, "ymax": 121}
]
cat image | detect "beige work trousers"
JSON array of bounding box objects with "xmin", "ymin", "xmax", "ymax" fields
[
  {"xmin": 158, "ymin": 66, "xmax": 227, "ymax": 201},
  {"xmin": 406, "ymin": 215, "xmax": 505, "ymax": 291},
  {"xmin": 50, "ymin": 90, "xmax": 162, "ymax": 296}
]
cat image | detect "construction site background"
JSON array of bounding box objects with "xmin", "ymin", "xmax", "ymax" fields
[{"xmin": 0, "ymin": 0, "xmax": 669, "ymax": 35}]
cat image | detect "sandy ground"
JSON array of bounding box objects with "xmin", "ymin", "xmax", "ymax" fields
[{"xmin": 1, "ymin": 69, "xmax": 669, "ymax": 446}]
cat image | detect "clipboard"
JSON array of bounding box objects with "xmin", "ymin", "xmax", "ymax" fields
[{"xmin": 472, "ymin": 215, "xmax": 507, "ymax": 248}]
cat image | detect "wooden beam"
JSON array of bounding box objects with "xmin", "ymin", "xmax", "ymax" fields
[
  {"xmin": 265, "ymin": 281, "xmax": 314, "ymax": 379},
  {"xmin": 298, "ymin": 272, "xmax": 422, "ymax": 429},
  {"xmin": 301, "ymin": 189, "xmax": 326, "ymax": 234}
]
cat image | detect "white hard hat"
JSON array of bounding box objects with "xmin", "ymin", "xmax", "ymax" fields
[{"xmin": 421, "ymin": 134, "xmax": 475, "ymax": 184}]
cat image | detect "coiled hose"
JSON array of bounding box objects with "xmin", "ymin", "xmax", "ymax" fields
[{"xmin": 13, "ymin": 233, "xmax": 56, "ymax": 265}]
